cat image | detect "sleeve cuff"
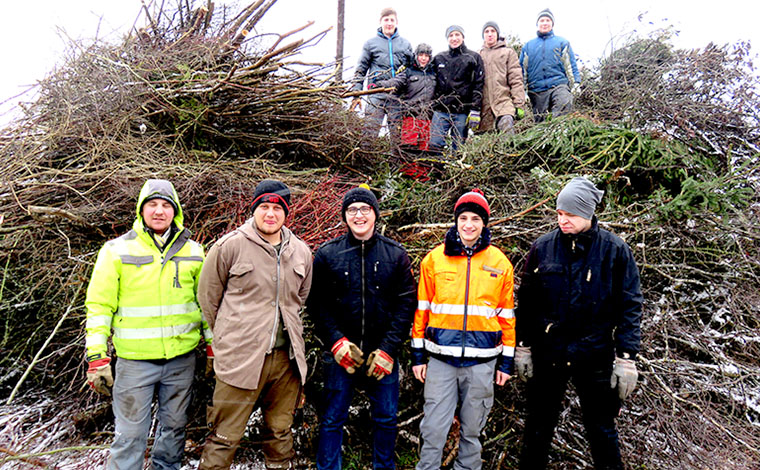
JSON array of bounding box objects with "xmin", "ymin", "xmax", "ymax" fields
[{"xmin": 498, "ymin": 356, "xmax": 514, "ymax": 375}]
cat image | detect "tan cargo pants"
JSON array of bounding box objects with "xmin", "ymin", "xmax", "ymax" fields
[{"xmin": 199, "ymin": 349, "xmax": 301, "ymax": 469}]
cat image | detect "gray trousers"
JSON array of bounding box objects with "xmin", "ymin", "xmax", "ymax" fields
[
  {"xmin": 416, "ymin": 357, "xmax": 496, "ymax": 470},
  {"xmin": 529, "ymin": 84, "xmax": 573, "ymax": 122},
  {"xmin": 110, "ymin": 353, "xmax": 195, "ymax": 470}
]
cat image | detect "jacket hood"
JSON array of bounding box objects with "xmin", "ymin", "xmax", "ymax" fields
[
  {"xmin": 482, "ymin": 39, "xmax": 507, "ymax": 51},
  {"xmin": 135, "ymin": 179, "xmax": 184, "ymax": 230}
]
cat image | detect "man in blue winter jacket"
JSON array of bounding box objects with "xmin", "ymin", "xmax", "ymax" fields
[
  {"xmin": 519, "ymin": 9, "xmax": 581, "ymax": 122},
  {"xmin": 349, "ymin": 8, "xmax": 414, "ymax": 142}
]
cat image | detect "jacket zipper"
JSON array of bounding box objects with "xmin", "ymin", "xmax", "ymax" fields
[
  {"xmin": 268, "ymin": 245, "xmax": 282, "ymax": 352},
  {"xmin": 461, "ymin": 254, "xmax": 472, "ymax": 357},
  {"xmin": 360, "ymin": 241, "xmax": 366, "ymax": 350}
]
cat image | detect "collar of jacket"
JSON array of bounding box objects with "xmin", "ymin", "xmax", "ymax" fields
[
  {"xmin": 448, "ymin": 44, "xmax": 466, "ymax": 55},
  {"xmin": 482, "ymin": 39, "xmax": 507, "ymax": 51},
  {"xmin": 238, "ymin": 218, "xmax": 292, "ymax": 251},
  {"xmin": 559, "ymin": 216, "xmax": 598, "ymax": 253},
  {"xmin": 376, "ymin": 27, "xmax": 398, "ymax": 40},
  {"xmin": 537, "ymin": 30, "xmax": 555, "ymax": 39},
  {"xmin": 443, "ymin": 225, "xmax": 491, "ymax": 256},
  {"xmin": 143, "ymin": 223, "xmax": 179, "ymax": 252},
  {"xmin": 346, "ymin": 229, "xmax": 378, "ymax": 248},
  {"xmin": 413, "ymin": 60, "xmax": 433, "ymax": 73}
]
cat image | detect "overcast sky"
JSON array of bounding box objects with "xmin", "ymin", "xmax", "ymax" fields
[{"xmin": 1, "ymin": 0, "xmax": 756, "ymax": 125}]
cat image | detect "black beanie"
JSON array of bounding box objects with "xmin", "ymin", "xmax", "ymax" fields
[
  {"xmin": 251, "ymin": 179, "xmax": 291, "ymax": 215},
  {"xmin": 454, "ymin": 188, "xmax": 490, "ymax": 226},
  {"xmin": 342, "ymin": 184, "xmax": 380, "ymax": 221}
]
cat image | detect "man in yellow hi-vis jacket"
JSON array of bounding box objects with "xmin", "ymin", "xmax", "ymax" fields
[{"xmin": 85, "ymin": 179, "xmax": 210, "ymax": 470}]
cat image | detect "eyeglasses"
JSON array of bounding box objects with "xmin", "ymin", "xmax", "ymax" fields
[{"xmin": 346, "ymin": 206, "xmax": 373, "ymax": 216}]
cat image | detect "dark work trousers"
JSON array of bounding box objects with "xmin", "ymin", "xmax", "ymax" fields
[{"xmin": 520, "ymin": 361, "xmax": 623, "ymax": 470}]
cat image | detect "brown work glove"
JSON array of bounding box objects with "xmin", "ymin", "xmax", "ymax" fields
[
  {"xmin": 365, "ymin": 349, "xmax": 393, "ymax": 380},
  {"xmin": 610, "ymin": 356, "xmax": 638, "ymax": 400},
  {"xmin": 515, "ymin": 346, "xmax": 534, "ymax": 382},
  {"xmin": 87, "ymin": 357, "xmax": 113, "ymax": 396},
  {"xmin": 205, "ymin": 345, "xmax": 214, "ymax": 378},
  {"xmin": 331, "ymin": 337, "xmax": 364, "ymax": 374}
]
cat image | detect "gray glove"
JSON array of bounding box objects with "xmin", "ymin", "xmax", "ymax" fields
[
  {"xmin": 610, "ymin": 356, "xmax": 638, "ymax": 400},
  {"xmin": 515, "ymin": 346, "xmax": 533, "ymax": 382}
]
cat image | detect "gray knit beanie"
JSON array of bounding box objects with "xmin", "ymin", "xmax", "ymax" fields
[
  {"xmin": 556, "ymin": 177, "xmax": 604, "ymax": 220},
  {"xmin": 446, "ymin": 25, "xmax": 465, "ymax": 39},
  {"xmin": 482, "ymin": 21, "xmax": 500, "ymax": 38},
  {"xmin": 537, "ymin": 8, "xmax": 555, "ymax": 25}
]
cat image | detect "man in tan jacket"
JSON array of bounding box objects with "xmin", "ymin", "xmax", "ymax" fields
[
  {"xmin": 198, "ymin": 179, "xmax": 313, "ymax": 470},
  {"xmin": 479, "ymin": 21, "xmax": 525, "ymax": 134}
]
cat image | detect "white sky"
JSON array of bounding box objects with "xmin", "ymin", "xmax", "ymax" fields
[{"xmin": 0, "ymin": 0, "xmax": 756, "ymax": 125}]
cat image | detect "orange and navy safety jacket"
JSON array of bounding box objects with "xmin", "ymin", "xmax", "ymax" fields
[{"xmin": 412, "ymin": 227, "xmax": 515, "ymax": 373}]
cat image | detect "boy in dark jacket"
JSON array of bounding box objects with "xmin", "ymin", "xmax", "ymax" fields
[
  {"xmin": 308, "ymin": 185, "xmax": 417, "ymax": 470},
  {"xmin": 429, "ymin": 25, "xmax": 484, "ymax": 153},
  {"xmin": 377, "ymin": 43, "xmax": 436, "ymax": 151},
  {"xmin": 515, "ymin": 177, "xmax": 642, "ymax": 470}
]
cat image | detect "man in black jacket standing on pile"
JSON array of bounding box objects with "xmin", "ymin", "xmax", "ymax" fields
[
  {"xmin": 429, "ymin": 25, "xmax": 484, "ymax": 153},
  {"xmin": 515, "ymin": 177, "xmax": 643, "ymax": 470},
  {"xmin": 309, "ymin": 184, "xmax": 417, "ymax": 470}
]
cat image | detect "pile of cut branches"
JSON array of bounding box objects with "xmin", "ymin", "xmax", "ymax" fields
[{"xmin": 1, "ymin": 3, "xmax": 760, "ymax": 469}]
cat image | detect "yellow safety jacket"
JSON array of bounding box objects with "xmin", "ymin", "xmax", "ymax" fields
[
  {"xmin": 85, "ymin": 180, "xmax": 210, "ymax": 361},
  {"xmin": 412, "ymin": 227, "xmax": 515, "ymax": 369}
]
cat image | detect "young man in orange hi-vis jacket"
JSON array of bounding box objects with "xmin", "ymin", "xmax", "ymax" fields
[{"xmin": 411, "ymin": 189, "xmax": 515, "ymax": 470}]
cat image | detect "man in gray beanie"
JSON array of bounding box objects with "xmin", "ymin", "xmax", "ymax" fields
[
  {"xmin": 479, "ymin": 20, "xmax": 526, "ymax": 134},
  {"xmin": 515, "ymin": 176, "xmax": 642, "ymax": 469},
  {"xmin": 429, "ymin": 24, "xmax": 484, "ymax": 153}
]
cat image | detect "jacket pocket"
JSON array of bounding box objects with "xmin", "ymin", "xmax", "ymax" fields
[
  {"xmin": 227, "ymin": 262, "xmax": 254, "ymax": 293},
  {"xmin": 171, "ymin": 256, "xmax": 203, "ymax": 288}
]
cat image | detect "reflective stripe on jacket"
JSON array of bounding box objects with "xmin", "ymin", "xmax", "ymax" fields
[
  {"xmin": 412, "ymin": 227, "xmax": 515, "ymax": 370},
  {"xmin": 85, "ymin": 179, "xmax": 208, "ymax": 361},
  {"xmin": 519, "ymin": 30, "xmax": 580, "ymax": 94}
]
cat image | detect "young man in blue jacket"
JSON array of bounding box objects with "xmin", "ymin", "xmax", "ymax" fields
[
  {"xmin": 519, "ymin": 9, "xmax": 581, "ymax": 122},
  {"xmin": 349, "ymin": 8, "xmax": 414, "ymax": 141},
  {"xmin": 515, "ymin": 177, "xmax": 643, "ymax": 469},
  {"xmin": 308, "ymin": 185, "xmax": 417, "ymax": 470}
]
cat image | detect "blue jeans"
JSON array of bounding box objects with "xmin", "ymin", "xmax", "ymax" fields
[
  {"xmin": 317, "ymin": 351, "xmax": 399, "ymax": 470},
  {"xmin": 109, "ymin": 353, "xmax": 195, "ymax": 470},
  {"xmin": 430, "ymin": 111, "xmax": 468, "ymax": 152}
]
